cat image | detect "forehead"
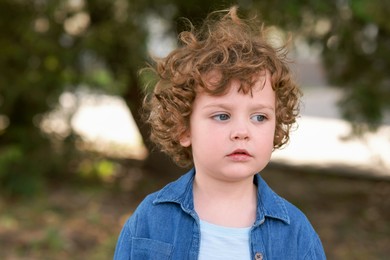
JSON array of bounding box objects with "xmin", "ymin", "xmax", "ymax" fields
[{"xmin": 194, "ymin": 72, "xmax": 275, "ymax": 108}]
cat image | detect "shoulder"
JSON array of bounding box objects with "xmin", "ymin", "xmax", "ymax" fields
[
  {"xmin": 256, "ymin": 174, "xmax": 314, "ymax": 228},
  {"xmin": 274, "ymin": 193, "xmax": 326, "ymax": 259},
  {"xmin": 263, "ymin": 183, "xmax": 317, "ymax": 235},
  {"xmin": 114, "ymin": 190, "xmax": 179, "ymax": 260},
  {"xmin": 256, "ymin": 175, "xmax": 326, "ymax": 258},
  {"xmin": 123, "ymin": 170, "xmax": 196, "ymax": 230},
  {"xmin": 281, "ymin": 197, "xmax": 312, "ymax": 227},
  {"xmin": 119, "ymin": 191, "xmax": 159, "ymax": 233}
]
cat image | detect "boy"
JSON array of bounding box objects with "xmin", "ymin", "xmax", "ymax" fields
[{"xmin": 114, "ymin": 6, "xmax": 326, "ymax": 259}]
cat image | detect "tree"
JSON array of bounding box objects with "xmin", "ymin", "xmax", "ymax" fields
[
  {"xmin": 321, "ymin": 0, "xmax": 390, "ymax": 132},
  {"xmin": 235, "ymin": 0, "xmax": 390, "ymax": 132},
  {"xmin": 1, "ymin": 0, "xmax": 389, "ymax": 196},
  {"xmin": 0, "ymin": 0, "xmax": 150, "ymax": 195}
]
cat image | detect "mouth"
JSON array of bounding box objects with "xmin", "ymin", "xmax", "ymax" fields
[{"xmin": 228, "ymin": 149, "xmax": 252, "ymax": 157}]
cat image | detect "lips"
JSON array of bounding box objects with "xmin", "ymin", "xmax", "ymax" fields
[
  {"xmin": 227, "ymin": 149, "xmax": 252, "ymax": 161},
  {"xmin": 229, "ymin": 149, "xmax": 250, "ymax": 156}
]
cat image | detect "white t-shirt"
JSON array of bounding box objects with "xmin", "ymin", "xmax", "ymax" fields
[{"xmin": 198, "ymin": 220, "xmax": 251, "ymax": 260}]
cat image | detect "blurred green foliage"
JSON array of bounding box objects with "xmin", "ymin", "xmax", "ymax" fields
[
  {"xmin": 0, "ymin": 0, "xmax": 148, "ymax": 196},
  {"xmin": 0, "ymin": 0, "xmax": 389, "ymax": 196}
]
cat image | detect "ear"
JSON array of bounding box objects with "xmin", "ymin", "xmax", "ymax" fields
[{"xmin": 179, "ymin": 132, "xmax": 191, "ymax": 147}]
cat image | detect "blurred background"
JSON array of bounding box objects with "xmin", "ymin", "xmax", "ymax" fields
[{"xmin": 0, "ymin": 0, "xmax": 389, "ymax": 259}]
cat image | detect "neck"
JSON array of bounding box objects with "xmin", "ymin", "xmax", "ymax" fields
[{"xmin": 193, "ymin": 174, "xmax": 258, "ymax": 228}]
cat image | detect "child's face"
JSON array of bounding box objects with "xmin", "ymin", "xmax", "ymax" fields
[{"xmin": 180, "ymin": 71, "xmax": 276, "ymax": 183}]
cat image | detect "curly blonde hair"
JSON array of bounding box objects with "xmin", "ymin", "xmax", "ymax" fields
[{"xmin": 143, "ymin": 6, "xmax": 301, "ymax": 168}]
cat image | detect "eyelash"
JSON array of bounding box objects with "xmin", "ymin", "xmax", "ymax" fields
[
  {"xmin": 251, "ymin": 114, "xmax": 267, "ymax": 122},
  {"xmin": 211, "ymin": 113, "xmax": 267, "ymax": 122},
  {"xmin": 212, "ymin": 113, "xmax": 230, "ymax": 121}
]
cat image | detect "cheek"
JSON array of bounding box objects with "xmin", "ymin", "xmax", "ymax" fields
[
  {"xmin": 258, "ymin": 130, "xmax": 275, "ymax": 155},
  {"xmin": 191, "ymin": 127, "xmax": 222, "ymax": 151},
  {"xmin": 261, "ymin": 125, "xmax": 276, "ymax": 146}
]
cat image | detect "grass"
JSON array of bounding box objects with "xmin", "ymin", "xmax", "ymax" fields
[{"xmin": 0, "ymin": 164, "xmax": 389, "ymax": 259}]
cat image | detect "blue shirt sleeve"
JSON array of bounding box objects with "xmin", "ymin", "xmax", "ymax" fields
[
  {"xmin": 303, "ymin": 232, "xmax": 327, "ymax": 260},
  {"xmin": 114, "ymin": 217, "xmax": 133, "ymax": 260}
]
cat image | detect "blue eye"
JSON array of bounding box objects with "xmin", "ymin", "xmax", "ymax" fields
[
  {"xmin": 251, "ymin": 114, "xmax": 266, "ymax": 122},
  {"xmin": 213, "ymin": 114, "xmax": 230, "ymax": 121}
]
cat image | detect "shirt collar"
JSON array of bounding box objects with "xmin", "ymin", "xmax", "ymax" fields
[
  {"xmin": 153, "ymin": 168, "xmax": 290, "ymax": 225},
  {"xmin": 254, "ymin": 174, "xmax": 290, "ymax": 225},
  {"xmin": 153, "ymin": 168, "xmax": 196, "ymax": 214}
]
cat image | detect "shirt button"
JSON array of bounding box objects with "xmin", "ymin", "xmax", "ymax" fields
[{"xmin": 255, "ymin": 252, "xmax": 263, "ymax": 260}]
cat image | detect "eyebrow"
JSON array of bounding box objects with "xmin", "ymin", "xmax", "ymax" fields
[{"xmin": 202, "ymin": 103, "xmax": 275, "ymax": 112}]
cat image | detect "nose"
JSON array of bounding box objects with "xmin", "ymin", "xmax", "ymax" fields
[{"xmin": 230, "ymin": 121, "xmax": 250, "ymax": 141}]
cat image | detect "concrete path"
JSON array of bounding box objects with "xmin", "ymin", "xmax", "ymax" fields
[
  {"xmin": 272, "ymin": 61, "xmax": 390, "ymax": 179},
  {"xmin": 271, "ymin": 114, "xmax": 390, "ymax": 179}
]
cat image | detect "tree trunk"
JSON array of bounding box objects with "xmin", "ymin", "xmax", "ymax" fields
[{"xmin": 123, "ymin": 76, "xmax": 185, "ymax": 180}]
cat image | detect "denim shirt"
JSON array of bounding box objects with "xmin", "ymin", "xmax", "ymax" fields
[{"xmin": 114, "ymin": 168, "xmax": 326, "ymax": 259}]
